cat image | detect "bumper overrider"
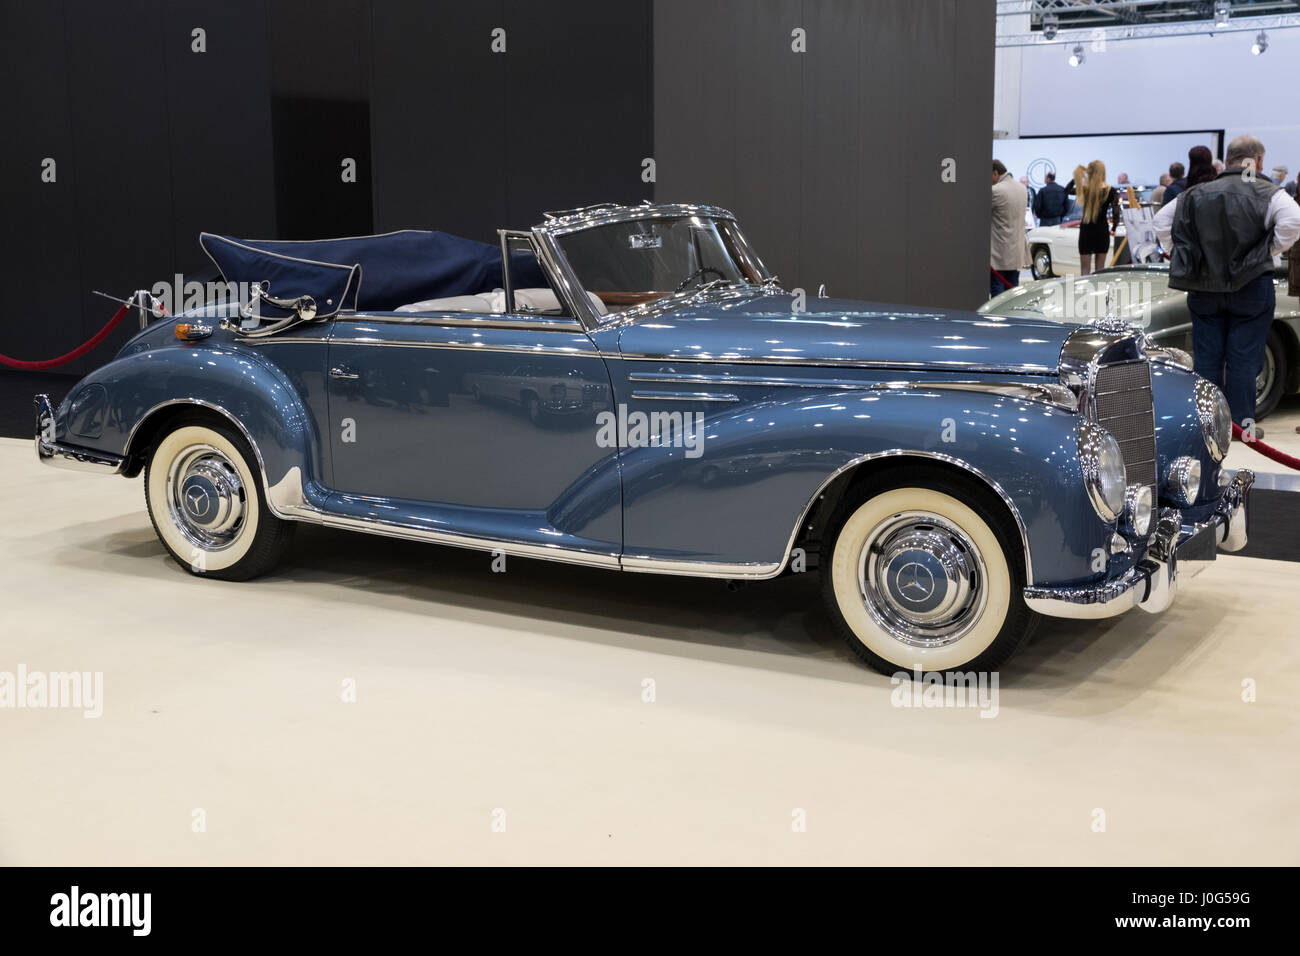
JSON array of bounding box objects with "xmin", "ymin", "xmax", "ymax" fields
[
  {"xmin": 34, "ymin": 394, "xmax": 126, "ymax": 473},
  {"xmin": 1023, "ymin": 469, "xmax": 1255, "ymax": 620}
]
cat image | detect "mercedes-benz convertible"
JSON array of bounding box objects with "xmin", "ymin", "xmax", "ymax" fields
[{"xmin": 35, "ymin": 202, "xmax": 1252, "ymax": 674}]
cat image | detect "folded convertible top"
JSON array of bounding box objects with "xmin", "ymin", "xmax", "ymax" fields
[{"xmin": 200, "ymin": 229, "xmax": 545, "ymax": 317}]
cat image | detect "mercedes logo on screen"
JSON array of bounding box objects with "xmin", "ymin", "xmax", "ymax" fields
[{"xmin": 1026, "ymin": 157, "xmax": 1056, "ymax": 189}]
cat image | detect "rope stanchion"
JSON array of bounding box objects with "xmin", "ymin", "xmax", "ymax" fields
[
  {"xmin": 1232, "ymin": 422, "xmax": 1300, "ymax": 471},
  {"xmin": 0, "ymin": 304, "xmax": 131, "ymax": 371}
]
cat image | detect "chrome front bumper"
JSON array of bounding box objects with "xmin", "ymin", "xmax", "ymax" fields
[
  {"xmin": 1023, "ymin": 469, "xmax": 1254, "ymax": 620},
  {"xmin": 34, "ymin": 393, "xmax": 125, "ymax": 473}
]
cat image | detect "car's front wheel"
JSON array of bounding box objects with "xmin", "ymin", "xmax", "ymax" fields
[
  {"xmin": 1030, "ymin": 244, "xmax": 1053, "ymax": 280},
  {"xmin": 144, "ymin": 419, "xmax": 293, "ymax": 580},
  {"xmin": 820, "ymin": 469, "xmax": 1039, "ymax": 674}
]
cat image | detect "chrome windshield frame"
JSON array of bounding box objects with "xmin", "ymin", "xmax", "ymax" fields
[{"xmin": 530, "ymin": 203, "xmax": 774, "ymax": 332}]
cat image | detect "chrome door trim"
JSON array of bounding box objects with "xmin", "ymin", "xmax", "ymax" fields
[
  {"xmin": 625, "ymin": 372, "xmax": 1076, "ymax": 409},
  {"xmin": 620, "ymin": 556, "xmax": 782, "ymax": 578},
  {"xmin": 617, "ymin": 352, "xmax": 1058, "ymax": 375},
  {"xmin": 629, "ymin": 390, "xmax": 739, "ymax": 403},
  {"xmin": 311, "ymin": 511, "xmax": 622, "ymax": 569},
  {"xmin": 345, "ymin": 312, "xmax": 582, "ymax": 331},
  {"xmin": 328, "ymin": 337, "xmax": 591, "ymax": 356}
]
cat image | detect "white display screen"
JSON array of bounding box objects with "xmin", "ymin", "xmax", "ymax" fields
[{"xmin": 992, "ymin": 131, "xmax": 1222, "ymax": 188}]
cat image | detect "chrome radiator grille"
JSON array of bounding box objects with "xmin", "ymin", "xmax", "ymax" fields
[{"xmin": 1093, "ymin": 360, "xmax": 1156, "ymax": 490}]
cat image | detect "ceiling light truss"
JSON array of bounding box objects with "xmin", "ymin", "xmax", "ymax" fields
[{"xmin": 996, "ymin": 2, "xmax": 1300, "ymax": 46}]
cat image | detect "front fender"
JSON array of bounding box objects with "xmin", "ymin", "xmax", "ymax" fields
[
  {"xmin": 1150, "ymin": 363, "xmax": 1232, "ymax": 530},
  {"xmin": 618, "ymin": 386, "xmax": 1106, "ymax": 584},
  {"xmin": 48, "ymin": 342, "xmax": 321, "ymax": 517}
]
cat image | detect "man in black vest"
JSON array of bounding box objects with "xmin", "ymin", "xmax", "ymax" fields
[{"xmin": 1154, "ymin": 135, "xmax": 1300, "ymax": 429}]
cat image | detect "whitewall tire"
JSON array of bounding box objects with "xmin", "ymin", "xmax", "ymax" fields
[
  {"xmin": 144, "ymin": 420, "xmax": 293, "ymax": 580},
  {"xmin": 821, "ymin": 470, "xmax": 1038, "ymax": 674}
]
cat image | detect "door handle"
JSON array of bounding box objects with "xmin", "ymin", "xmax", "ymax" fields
[{"xmin": 329, "ymin": 366, "xmax": 359, "ymax": 381}]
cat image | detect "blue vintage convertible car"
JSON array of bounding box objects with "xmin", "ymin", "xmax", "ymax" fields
[{"xmin": 36, "ymin": 202, "xmax": 1253, "ymax": 674}]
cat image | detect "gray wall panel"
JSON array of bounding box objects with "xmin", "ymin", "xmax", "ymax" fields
[{"xmin": 655, "ymin": 0, "xmax": 995, "ymax": 309}]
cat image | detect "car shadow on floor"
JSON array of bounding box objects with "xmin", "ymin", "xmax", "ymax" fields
[{"xmin": 52, "ymin": 514, "xmax": 1226, "ymax": 700}]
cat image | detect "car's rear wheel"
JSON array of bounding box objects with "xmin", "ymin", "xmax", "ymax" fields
[
  {"xmin": 144, "ymin": 419, "xmax": 293, "ymax": 580},
  {"xmin": 820, "ymin": 468, "xmax": 1039, "ymax": 674},
  {"xmin": 1254, "ymin": 326, "xmax": 1287, "ymax": 420},
  {"xmin": 1031, "ymin": 244, "xmax": 1053, "ymax": 280}
]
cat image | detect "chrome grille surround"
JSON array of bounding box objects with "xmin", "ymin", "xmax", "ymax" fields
[
  {"xmin": 1093, "ymin": 360, "xmax": 1157, "ymax": 492},
  {"xmin": 1059, "ymin": 325, "xmax": 1159, "ymax": 502}
]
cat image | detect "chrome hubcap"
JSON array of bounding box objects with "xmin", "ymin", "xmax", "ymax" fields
[
  {"xmin": 166, "ymin": 444, "xmax": 246, "ymax": 551},
  {"xmin": 1034, "ymin": 251, "xmax": 1049, "ymax": 275},
  {"xmin": 857, "ymin": 511, "xmax": 987, "ymax": 648}
]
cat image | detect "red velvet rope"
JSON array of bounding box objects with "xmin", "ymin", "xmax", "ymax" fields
[
  {"xmin": 989, "ymin": 266, "xmax": 1016, "ymax": 290},
  {"xmin": 1232, "ymin": 422, "xmax": 1300, "ymax": 471},
  {"xmin": 0, "ymin": 304, "xmax": 131, "ymax": 370}
]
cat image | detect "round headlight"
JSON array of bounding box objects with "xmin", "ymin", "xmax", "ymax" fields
[
  {"xmin": 1079, "ymin": 421, "xmax": 1127, "ymax": 522},
  {"xmin": 1125, "ymin": 484, "xmax": 1154, "ymax": 536},
  {"xmin": 1167, "ymin": 456, "xmax": 1201, "ymax": 506},
  {"xmin": 1194, "ymin": 378, "xmax": 1232, "ymax": 461}
]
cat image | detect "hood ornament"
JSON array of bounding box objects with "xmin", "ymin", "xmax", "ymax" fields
[{"xmin": 1090, "ymin": 285, "xmax": 1131, "ymax": 334}]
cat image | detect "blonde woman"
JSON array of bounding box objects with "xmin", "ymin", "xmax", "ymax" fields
[{"xmin": 1067, "ymin": 161, "xmax": 1121, "ymax": 275}]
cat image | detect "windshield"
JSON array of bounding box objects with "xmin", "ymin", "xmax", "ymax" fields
[{"xmin": 555, "ymin": 216, "xmax": 765, "ymax": 314}]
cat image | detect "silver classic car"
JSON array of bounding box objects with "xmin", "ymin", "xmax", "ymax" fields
[
  {"xmin": 36, "ymin": 203, "xmax": 1252, "ymax": 675},
  {"xmin": 983, "ymin": 263, "xmax": 1300, "ymax": 417}
]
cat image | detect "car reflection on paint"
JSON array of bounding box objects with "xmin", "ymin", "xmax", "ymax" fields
[{"xmin": 464, "ymin": 364, "xmax": 607, "ymax": 425}]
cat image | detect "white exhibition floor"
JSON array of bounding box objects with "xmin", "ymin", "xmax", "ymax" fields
[{"xmin": 2, "ymin": 435, "xmax": 1297, "ymax": 866}]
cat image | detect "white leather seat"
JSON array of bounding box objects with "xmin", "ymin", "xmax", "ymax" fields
[
  {"xmin": 395, "ymin": 288, "xmax": 607, "ymax": 317},
  {"xmin": 395, "ymin": 294, "xmax": 493, "ymax": 313}
]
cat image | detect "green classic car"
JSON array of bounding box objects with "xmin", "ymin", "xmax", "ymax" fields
[{"xmin": 983, "ymin": 263, "xmax": 1300, "ymax": 418}]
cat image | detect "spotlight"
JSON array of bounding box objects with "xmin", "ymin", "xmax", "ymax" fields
[
  {"xmin": 1251, "ymin": 31, "xmax": 1268, "ymax": 54},
  {"xmin": 1068, "ymin": 44, "xmax": 1084, "ymax": 67},
  {"xmin": 1042, "ymin": 13, "xmax": 1059, "ymax": 41},
  {"xmin": 1214, "ymin": 2, "xmax": 1231, "ymax": 28}
]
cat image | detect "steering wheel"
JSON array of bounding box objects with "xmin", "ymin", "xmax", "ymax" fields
[{"xmin": 673, "ymin": 266, "xmax": 727, "ymax": 294}]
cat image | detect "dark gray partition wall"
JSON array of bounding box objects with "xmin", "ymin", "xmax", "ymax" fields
[
  {"xmin": 369, "ymin": 0, "xmax": 654, "ymax": 243},
  {"xmin": 653, "ymin": 0, "xmax": 995, "ymax": 309},
  {"xmin": 1, "ymin": 0, "xmax": 992, "ymax": 383},
  {"xmin": 0, "ymin": 0, "xmax": 275, "ymax": 376}
]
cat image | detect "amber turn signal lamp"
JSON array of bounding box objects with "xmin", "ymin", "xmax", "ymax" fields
[{"xmin": 173, "ymin": 323, "xmax": 213, "ymax": 341}]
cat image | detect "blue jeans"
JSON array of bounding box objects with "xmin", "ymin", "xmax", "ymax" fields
[
  {"xmin": 1187, "ymin": 272, "xmax": 1275, "ymax": 425},
  {"xmin": 1038, "ymin": 216, "xmax": 1062, "ymax": 226},
  {"xmin": 990, "ymin": 269, "xmax": 1019, "ymax": 298}
]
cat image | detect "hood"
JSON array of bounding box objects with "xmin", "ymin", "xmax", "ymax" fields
[
  {"xmin": 617, "ymin": 292, "xmax": 1073, "ymax": 375},
  {"xmin": 981, "ymin": 269, "xmax": 1177, "ymax": 326}
]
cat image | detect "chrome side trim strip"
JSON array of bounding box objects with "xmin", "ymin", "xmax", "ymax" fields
[
  {"xmin": 625, "ymin": 373, "xmax": 1075, "ymax": 409},
  {"xmin": 618, "ymin": 353, "xmax": 1058, "ymax": 374},
  {"xmin": 346, "ymin": 313, "xmax": 582, "ymax": 331},
  {"xmin": 312, "ymin": 512, "xmax": 622, "ymax": 568},
  {"xmin": 329, "ymin": 337, "xmax": 590, "ymax": 356},
  {"xmin": 629, "ymin": 390, "xmax": 739, "ymax": 403},
  {"xmin": 621, "ymin": 556, "xmax": 781, "ymax": 578}
]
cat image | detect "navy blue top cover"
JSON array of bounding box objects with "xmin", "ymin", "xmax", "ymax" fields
[{"xmin": 200, "ymin": 229, "xmax": 545, "ymax": 316}]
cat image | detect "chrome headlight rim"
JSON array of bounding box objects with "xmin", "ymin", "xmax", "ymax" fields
[
  {"xmin": 1194, "ymin": 377, "xmax": 1232, "ymax": 462},
  {"xmin": 1166, "ymin": 456, "xmax": 1202, "ymax": 507},
  {"xmin": 1078, "ymin": 420, "xmax": 1127, "ymax": 523},
  {"xmin": 1123, "ymin": 483, "xmax": 1154, "ymax": 537}
]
